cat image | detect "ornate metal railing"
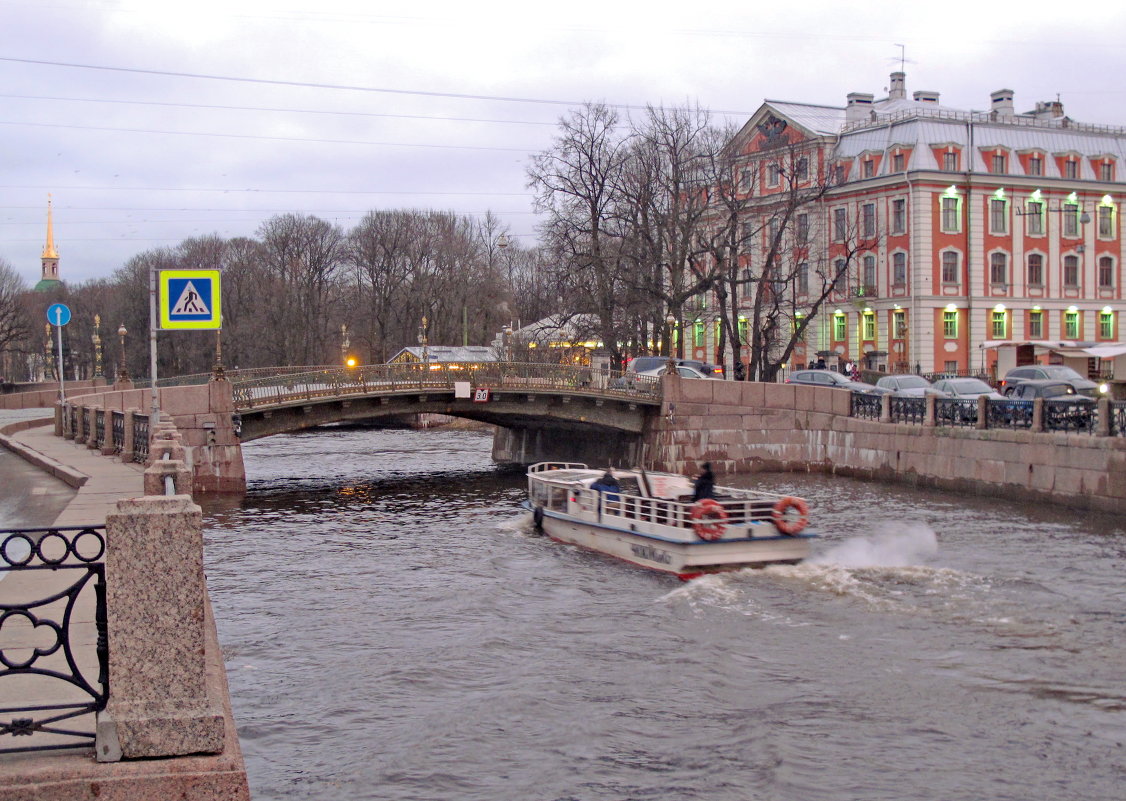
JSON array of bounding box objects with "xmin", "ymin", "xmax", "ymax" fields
[
  {"xmin": 83, "ymin": 408, "xmax": 93, "ymax": 440},
  {"xmin": 67, "ymin": 406, "xmax": 77, "ymax": 439},
  {"xmin": 850, "ymin": 393, "xmax": 882, "ymax": 420},
  {"xmin": 889, "ymin": 396, "xmax": 925, "ymax": 424},
  {"xmin": 230, "ymin": 362, "xmax": 662, "ymax": 411},
  {"xmin": 1043, "ymin": 400, "xmax": 1097, "ymax": 433},
  {"xmin": 94, "ymin": 409, "xmax": 105, "ymax": 448},
  {"xmin": 935, "ymin": 398, "xmax": 979, "ymax": 428},
  {"xmin": 132, "ymin": 414, "xmax": 149, "ymax": 464},
  {"xmin": 1112, "ymin": 401, "xmax": 1126, "ymax": 437},
  {"xmin": 988, "ymin": 399, "xmax": 1033, "ymax": 429},
  {"xmin": 111, "ymin": 410, "xmax": 125, "ymax": 454},
  {"xmin": 0, "ymin": 526, "xmax": 108, "ymax": 754}
]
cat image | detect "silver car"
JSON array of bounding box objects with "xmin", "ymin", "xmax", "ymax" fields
[
  {"xmin": 931, "ymin": 377, "xmax": 1005, "ymax": 400},
  {"xmin": 875, "ymin": 374, "xmax": 942, "ymax": 397}
]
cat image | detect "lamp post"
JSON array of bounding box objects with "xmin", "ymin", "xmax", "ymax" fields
[
  {"xmin": 418, "ymin": 316, "xmax": 430, "ymax": 369},
  {"xmin": 665, "ymin": 312, "xmax": 676, "ymax": 370},
  {"xmin": 340, "ymin": 324, "xmax": 350, "ymax": 365},
  {"xmin": 212, "ymin": 325, "xmax": 226, "ymax": 381},
  {"xmin": 116, "ymin": 324, "xmax": 128, "ymax": 381},
  {"xmin": 92, "ymin": 314, "xmax": 103, "ymax": 379},
  {"xmin": 502, "ymin": 324, "xmax": 513, "ymax": 362}
]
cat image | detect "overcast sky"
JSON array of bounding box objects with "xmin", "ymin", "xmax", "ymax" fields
[{"xmin": 4, "ymin": 0, "xmax": 1126, "ymax": 287}]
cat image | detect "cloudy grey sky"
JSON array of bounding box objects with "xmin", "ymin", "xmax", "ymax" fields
[{"xmin": 3, "ymin": 0, "xmax": 1126, "ymax": 286}]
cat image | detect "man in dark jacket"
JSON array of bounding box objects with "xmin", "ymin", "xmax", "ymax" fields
[
  {"xmin": 591, "ymin": 470, "xmax": 620, "ymax": 502},
  {"xmin": 692, "ymin": 462, "xmax": 715, "ymax": 501}
]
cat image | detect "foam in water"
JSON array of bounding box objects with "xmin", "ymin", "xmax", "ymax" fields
[{"xmin": 811, "ymin": 523, "xmax": 939, "ymax": 567}]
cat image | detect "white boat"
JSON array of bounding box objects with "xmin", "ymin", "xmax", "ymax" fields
[{"xmin": 524, "ymin": 462, "xmax": 817, "ymax": 580}]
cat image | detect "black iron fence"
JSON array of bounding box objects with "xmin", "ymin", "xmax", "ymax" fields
[
  {"xmin": 848, "ymin": 395, "xmax": 1126, "ymax": 435},
  {"xmin": 111, "ymin": 410, "xmax": 125, "ymax": 454},
  {"xmin": 0, "ymin": 526, "xmax": 108, "ymax": 754},
  {"xmin": 132, "ymin": 414, "xmax": 149, "ymax": 464}
]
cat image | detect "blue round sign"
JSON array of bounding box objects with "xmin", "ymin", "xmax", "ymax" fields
[{"xmin": 46, "ymin": 302, "xmax": 72, "ymax": 327}]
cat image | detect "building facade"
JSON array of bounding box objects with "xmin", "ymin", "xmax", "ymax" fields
[{"xmin": 696, "ymin": 73, "xmax": 1125, "ymax": 377}]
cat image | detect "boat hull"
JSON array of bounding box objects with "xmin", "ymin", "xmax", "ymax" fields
[{"xmin": 529, "ymin": 504, "xmax": 813, "ymax": 580}]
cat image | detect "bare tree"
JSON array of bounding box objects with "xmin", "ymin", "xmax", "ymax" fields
[{"xmin": 0, "ymin": 258, "xmax": 29, "ymax": 380}]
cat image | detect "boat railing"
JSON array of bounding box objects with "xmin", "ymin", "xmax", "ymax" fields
[
  {"xmin": 564, "ymin": 485, "xmax": 783, "ymax": 532},
  {"xmin": 528, "ymin": 461, "xmax": 588, "ymax": 474}
]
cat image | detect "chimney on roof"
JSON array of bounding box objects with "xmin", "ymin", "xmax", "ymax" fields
[
  {"xmin": 913, "ymin": 90, "xmax": 940, "ymax": 104},
  {"xmin": 1031, "ymin": 99, "xmax": 1066, "ymax": 119},
  {"xmin": 888, "ymin": 71, "xmax": 906, "ymax": 100},
  {"xmin": 846, "ymin": 92, "xmax": 874, "ymax": 124},
  {"xmin": 990, "ymin": 89, "xmax": 1015, "ymax": 118}
]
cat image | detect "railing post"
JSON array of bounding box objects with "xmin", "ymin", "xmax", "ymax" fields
[
  {"xmin": 924, "ymin": 394, "xmax": 936, "ymax": 427},
  {"xmin": 976, "ymin": 396, "xmax": 989, "ymax": 430},
  {"xmin": 879, "ymin": 392, "xmax": 891, "ymax": 423},
  {"xmin": 1096, "ymin": 397, "xmax": 1112, "ymax": 436},
  {"xmin": 122, "ymin": 408, "xmax": 136, "ymax": 459},
  {"xmin": 1032, "ymin": 398, "xmax": 1045, "ymax": 432}
]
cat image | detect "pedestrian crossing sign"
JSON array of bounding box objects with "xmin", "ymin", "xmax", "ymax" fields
[{"xmin": 159, "ymin": 269, "xmax": 222, "ymax": 329}]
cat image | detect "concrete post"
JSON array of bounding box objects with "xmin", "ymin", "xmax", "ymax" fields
[
  {"xmin": 74, "ymin": 403, "xmax": 86, "ymax": 442},
  {"xmin": 879, "ymin": 393, "xmax": 891, "ymax": 423},
  {"xmin": 976, "ymin": 395, "xmax": 989, "ymax": 430},
  {"xmin": 122, "ymin": 408, "xmax": 136, "ymax": 462},
  {"xmin": 924, "ymin": 394, "xmax": 936, "ymax": 427},
  {"xmin": 1097, "ymin": 397, "xmax": 1112, "ymax": 436},
  {"xmin": 87, "ymin": 406, "xmax": 101, "ymax": 449},
  {"xmin": 96, "ymin": 494, "xmax": 225, "ymax": 761},
  {"xmin": 1032, "ymin": 398, "xmax": 1044, "ymax": 432}
]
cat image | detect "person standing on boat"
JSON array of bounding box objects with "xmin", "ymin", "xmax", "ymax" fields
[
  {"xmin": 692, "ymin": 462, "xmax": 715, "ymax": 501},
  {"xmin": 591, "ymin": 469, "xmax": 620, "ymax": 502}
]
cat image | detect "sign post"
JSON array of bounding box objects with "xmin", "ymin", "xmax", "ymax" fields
[{"xmin": 46, "ymin": 302, "xmax": 71, "ymax": 402}]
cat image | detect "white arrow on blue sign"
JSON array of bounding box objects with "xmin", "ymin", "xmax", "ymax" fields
[{"xmin": 46, "ymin": 302, "xmax": 72, "ymax": 327}]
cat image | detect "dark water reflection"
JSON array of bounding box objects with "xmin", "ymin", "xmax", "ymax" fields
[{"xmin": 202, "ymin": 427, "xmax": 1126, "ymax": 801}]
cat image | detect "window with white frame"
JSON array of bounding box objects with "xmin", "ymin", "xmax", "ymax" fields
[
  {"xmin": 1026, "ymin": 200, "xmax": 1044, "ymax": 235},
  {"xmin": 990, "ymin": 252, "xmax": 1008, "ymax": 286},
  {"xmin": 943, "ymin": 151, "xmax": 958, "ymax": 171},
  {"xmin": 1100, "ymin": 161, "xmax": 1114, "ymax": 181},
  {"xmin": 833, "ymin": 314, "xmax": 847, "ymax": 341},
  {"xmin": 1065, "ymin": 160, "xmax": 1078, "ymax": 179},
  {"xmin": 863, "ymin": 313, "xmax": 876, "ymax": 340},
  {"xmin": 990, "ymin": 198, "xmax": 1008, "ymax": 234},
  {"xmin": 894, "ymin": 310, "xmax": 906, "ymax": 337},
  {"xmin": 1098, "ymin": 205, "xmax": 1115, "ymax": 238},
  {"xmin": 862, "ymin": 203, "xmax": 876, "ymax": 237},
  {"xmin": 941, "ymin": 251, "xmax": 959, "ymax": 284},
  {"xmin": 1029, "ymin": 310, "xmax": 1043, "ymax": 338},
  {"xmin": 991, "ymin": 310, "xmax": 1007, "ymax": 338},
  {"xmin": 796, "ymin": 213, "xmax": 809, "ymax": 243},
  {"xmin": 991, "ymin": 153, "xmax": 1006, "ymax": 173},
  {"xmin": 942, "ymin": 310, "xmax": 958, "ymax": 338},
  {"xmin": 833, "ymin": 208, "xmax": 847, "ymax": 241},
  {"xmin": 795, "ymin": 157, "xmax": 808, "ymax": 180},
  {"xmin": 1027, "ymin": 253, "xmax": 1044, "ymax": 286},
  {"xmin": 797, "ymin": 262, "xmax": 808, "ymax": 295},
  {"xmin": 892, "ymin": 199, "xmax": 906, "ymax": 234},
  {"xmin": 1063, "ymin": 203, "xmax": 1080, "ymax": 237},
  {"xmin": 1028, "ymin": 156, "xmax": 1043, "ymax": 176},
  {"xmin": 892, "ymin": 152, "xmax": 904, "ymax": 171},
  {"xmin": 863, "ymin": 255, "xmax": 876, "ymax": 290},
  {"xmin": 767, "ymin": 163, "xmax": 780, "ymax": 186},
  {"xmin": 1099, "ymin": 311, "xmax": 1114, "ymax": 339},
  {"xmin": 941, "ymin": 195, "xmax": 960, "ymax": 232},
  {"xmin": 1063, "ymin": 255, "xmax": 1080, "ymax": 287},
  {"xmin": 1098, "ymin": 256, "xmax": 1114, "ymax": 288},
  {"xmin": 892, "ymin": 252, "xmax": 907, "ymax": 286},
  {"xmin": 863, "ymin": 159, "xmax": 875, "ymax": 178},
  {"xmin": 739, "ymin": 168, "xmax": 752, "ymax": 191}
]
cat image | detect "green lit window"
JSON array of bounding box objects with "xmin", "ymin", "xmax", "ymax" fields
[
  {"xmin": 991, "ymin": 311, "xmax": 1007, "ymax": 339},
  {"xmin": 738, "ymin": 317, "xmax": 749, "ymax": 343},
  {"xmin": 863, "ymin": 314, "xmax": 876, "ymax": 340},
  {"xmin": 833, "ymin": 315, "xmax": 847, "ymax": 341},
  {"xmin": 693, "ymin": 320, "xmax": 705, "ymax": 347},
  {"xmin": 1064, "ymin": 311, "xmax": 1079, "ymax": 339},
  {"xmin": 1099, "ymin": 312, "xmax": 1114, "ymax": 339},
  {"xmin": 1029, "ymin": 310, "xmax": 1043, "ymax": 339},
  {"xmin": 893, "ymin": 310, "xmax": 906, "ymax": 338},
  {"xmin": 943, "ymin": 311, "xmax": 958, "ymax": 339}
]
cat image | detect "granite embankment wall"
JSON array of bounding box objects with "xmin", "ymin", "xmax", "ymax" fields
[{"xmin": 647, "ymin": 378, "xmax": 1126, "ymax": 514}]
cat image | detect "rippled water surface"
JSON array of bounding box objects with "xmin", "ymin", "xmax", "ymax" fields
[{"xmin": 202, "ymin": 426, "xmax": 1126, "ymax": 801}]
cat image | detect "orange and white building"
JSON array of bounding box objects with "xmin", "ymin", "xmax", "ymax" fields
[{"xmin": 702, "ymin": 72, "xmax": 1125, "ymax": 377}]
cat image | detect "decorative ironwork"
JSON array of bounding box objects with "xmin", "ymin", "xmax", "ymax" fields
[
  {"xmin": 94, "ymin": 409, "xmax": 105, "ymax": 448},
  {"xmin": 83, "ymin": 408, "xmax": 93, "ymax": 439},
  {"xmin": 889, "ymin": 396, "xmax": 925, "ymax": 424},
  {"xmin": 1112, "ymin": 401, "xmax": 1126, "ymax": 437},
  {"xmin": 132, "ymin": 414, "xmax": 149, "ymax": 464},
  {"xmin": 67, "ymin": 406, "xmax": 77, "ymax": 438},
  {"xmin": 111, "ymin": 411, "xmax": 125, "ymax": 454},
  {"xmin": 989, "ymin": 399, "xmax": 1033, "ymax": 429},
  {"xmin": 1043, "ymin": 400, "xmax": 1097, "ymax": 434},
  {"xmin": 851, "ymin": 393, "xmax": 882, "ymax": 420},
  {"xmin": 0, "ymin": 526, "xmax": 108, "ymax": 754},
  {"xmin": 935, "ymin": 398, "xmax": 979, "ymax": 428}
]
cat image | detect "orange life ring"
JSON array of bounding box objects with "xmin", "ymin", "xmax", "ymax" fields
[
  {"xmin": 771, "ymin": 496, "xmax": 810, "ymax": 536},
  {"xmin": 690, "ymin": 499, "xmax": 728, "ymax": 541}
]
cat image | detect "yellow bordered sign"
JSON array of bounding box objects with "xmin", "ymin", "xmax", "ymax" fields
[{"xmin": 159, "ymin": 269, "xmax": 221, "ymax": 330}]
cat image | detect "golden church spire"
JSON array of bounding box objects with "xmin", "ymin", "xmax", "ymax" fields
[{"xmin": 42, "ymin": 194, "xmax": 59, "ymax": 259}]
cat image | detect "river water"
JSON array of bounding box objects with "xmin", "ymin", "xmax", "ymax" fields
[{"xmin": 201, "ymin": 427, "xmax": 1126, "ymax": 801}]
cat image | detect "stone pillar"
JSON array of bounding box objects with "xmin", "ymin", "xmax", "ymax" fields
[
  {"xmin": 97, "ymin": 494, "xmax": 225, "ymax": 760},
  {"xmin": 924, "ymin": 394, "xmax": 936, "ymax": 427},
  {"xmin": 87, "ymin": 406, "xmax": 101, "ymax": 449},
  {"xmin": 74, "ymin": 403, "xmax": 86, "ymax": 442},
  {"xmin": 101, "ymin": 409, "xmax": 118, "ymax": 456},
  {"xmin": 1096, "ymin": 397, "xmax": 1112, "ymax": 437},
  {"xmin": 976, "ymin": 395, "xmax": 989, "ymax": 430},
  {"xmin": 879, "ymin": 393, "xmax": 891, "ymax": 423},
  {"xmin": 122, "ymin": 408, "xmax": 136, "ymax": 462},
  {"xmin": 1032, "ymin": 398, "xmax": 1044, "ymax": 432}
]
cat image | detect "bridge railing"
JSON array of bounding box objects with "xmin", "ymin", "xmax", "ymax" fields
[{"xmin": 230, "ymin": 363, "xmax": 660, "ymax": 410}]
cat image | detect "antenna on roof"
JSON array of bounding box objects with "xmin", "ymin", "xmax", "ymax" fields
[{"xmin": 895, "ymin": 43, "xmax": 905, "ymax": 73}]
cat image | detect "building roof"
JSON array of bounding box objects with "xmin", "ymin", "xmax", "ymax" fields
[
  {"xmin": 389, "ymin": 345, "xmax": 497, "ymax": 363},
  {"xmin": 761, "ymin": 101, "xmax": 845, "ymax": 137}
]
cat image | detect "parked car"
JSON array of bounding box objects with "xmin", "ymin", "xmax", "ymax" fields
[
  {"xmin": 639, "ymin": 365, "xmax": 712, "ymax": 379},
  {"xmin": 626, "ymin": 356, "xmax": 724, "ymax": 377},
  {"xmin": 998, "ymin": 365, "xmax": 1104, "ymax": 397},
  {"xmin": 610, "ymin": 363, "xmax": 713, "ymax": 388},
  {"xmin": 785, "ymin": 369, "xmax": 888, "ymax": 396},
  {"xmin": 875, "ymin": 374, "xmax": 942, "ymax": 397},
  {"xmin": 931, "ymin": 377, "xmax": 1005, "ymax": 400},
  {"xmin": 1005, "ymin": 379, "xmax": 1098, "ymax": 428}
]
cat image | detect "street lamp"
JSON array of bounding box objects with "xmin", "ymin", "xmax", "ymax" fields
[
  {"xmin": 340, "ymin": 324, "xmax": 350, "ymax": 366},
  {"xmin": 665, "ymin": 313, "xmax": 676, "ymax": 369},
  {"xmin": 116, "ymin": 324, "xmax": 128, "ymax": 381},
  {"xmin": 502, "ymin": 324, "xmax": 513, "ymax": 362},
  {"xmin": 92, "ymin": 314, "xmax": 103, "ymax": 379},
  {"xmin": 418, "ymin": 316, "xmax": 430, "ymax": 368}
]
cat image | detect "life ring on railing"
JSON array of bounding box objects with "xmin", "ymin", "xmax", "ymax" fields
[
  {"xmin": 690, "ymin": 499, "xmax": 728, "ymax": 541},
  {"xmin": 771, "ymin": 496, "xmax": 810, "ymax": 536}
]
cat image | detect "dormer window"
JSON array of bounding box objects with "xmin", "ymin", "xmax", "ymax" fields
[
  {"xmin": 1099, "ymin": 161, "xmax": 1114, "ymax": 181},
  {"xmin": 1065, "ymin": 159, "xmax": 1078, "ymax": 179},
  {"xmin": 943, "ymin": 151, "xmax": 958, "ymax": 171},
  {"xmin": 863, "ymin": 159, "xmax": 875, "ymax": 178},
  {"xmin": 1028, "ymin": 156, "xmax": 1043, "ymax": 176},
  {"xmin": 991, "ymin": 154, "xmax": 1007, "ymax": 173},
  {"xmin": 892, "ymin": 152, "xmax": 904, "ymax": 172}
]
